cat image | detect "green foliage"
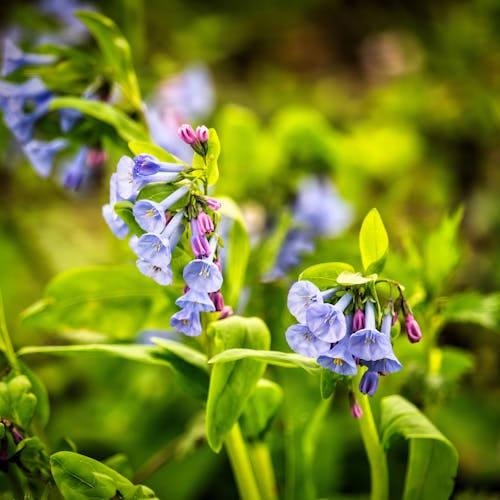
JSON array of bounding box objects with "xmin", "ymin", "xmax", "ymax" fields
[
  {"xmin": 380, "ymin": 395, "xmax": 458, "ymax": 500},
  {"xmin": 206, "ymin": 316, "xmax": 270, "ymax": 452},
  {"xmin": 128, "ymin": 141, "xmax": 184, "ymax": 164},
  {"xmin": 239, "ymin": 379, "xmax": 283, "ymax": 441},
  {"xmin": 442, "ymin": 291, "xmax": 500, "ymax": 330},
  {"xmin": 320, "ymin": 369, "xmax": 341, "ymax": 399},
  {"xmin": 299, "ymin": 262, "xmax": 354, "ymax": 288},
  {"xmin": 20, "ymin": 266, "xmax": 175, "ymax": 340},
  {"xmin": 219, "ymin": 197, "xmax": 251, "ymax": 307},
  {"xmin": 14, "ymin": 437, "xmax": 51, "ymax": 482},
  {"xmin": 192, "ymin": 128, "xmax": 221, "ymax": 185},
  {"xmin": 114, "ymin": 201, "xmax": 145, "ymax": 236},
  {"xmin": 50, "ymin": 97, "xmax": 149, "ymax": 143},
  {"xmin": 51, "ymin": 451, "xmax": 158, "ymax": 499},
  {"xmin": 359, "ymin": 208, "xmax": 389, "ymax": 275},
  {"xmin": 0, "ymin": 375, "xmax": 37, "ymax": 429},
  {"xmin": 76, "ymin": 11, "xmax": 142, "ymax": 110},
  {"xmin": 336, "ymin": 270, "xmax": 375, "ymax": 286},
  {"xmin": 19, "ymin": 361, "xmax": 50, "ymax": 428}
]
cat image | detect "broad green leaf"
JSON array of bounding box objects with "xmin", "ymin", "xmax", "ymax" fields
[
  {"xmin": 299, "ymin": 262, "xmax": 355, "ymax": 288},
  {"xmin": 50, "ymin": 97, "xmax": 148, "ymax": 143},
  {"xmin": 76, "ymin": 11, "xmax": 142, "ymax": 109},
  {"xmin": 336, "ymin": 270, "xmax": 376, "ymax": 286},
  {"xmin": 18, "ymin": 343, "xmax": 209, "ymax": 401},
  {"xmin": 19, "ymin": 361, "xmax": 50, "ymax": 428},
  {"xmin": 0, "ymin": 375, "xmax": 37, "ymax": 429},
  {"xmin": 441, "ymin": 291, "xmax": 500, "ymax": 331},
  {"xmin": 51, "ymin": 451, "xmax": 158, "ymax": 500},
  {"xmin": 102, "ymin": 454, "xmax": 133, "ymax": 480},
  {"xmin": 206, "ymin": 316, "xmax": 271, "ymax": 452},
  {"xmin": 320, "ymin": 369, "xmax": 341, "ymax": 399},
  {"xmin": 219, "ymin": 197, "xmax": 250, "ymax": 307},
  {"xmin": 239, "ymin": 379, "xmax": 283, "ymax": 440},
  {"xmin": 359, "ymin": 208, "xmax": 389, "ymax": 274},
  {"xmin": 380, "ymin": 395, "xmax": 458, "ymax": 500},
  {"xmin": 423, "ymin": 208, "xmax": 463, "ymax": 296},
  {"xmin": 114, "ymin": 201, "xmax": 144, "ymax": 236},
  {"xmin": 20, "ymin": 266, "xmax": 175, "ymax": 340},
  {"xmin": 209, "ymin": 348, "xmax": 319, "ymax": 374},
  {"xmin": 128, "ymin": 141, "xmax": 184, "ymax": 164}
]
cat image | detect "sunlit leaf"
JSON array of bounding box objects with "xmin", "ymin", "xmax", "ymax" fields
[
  {"xmin": 299, "ymin": 262, "xmax": 355, "ymax": 288},
  {"xmin": 359, "ymin": 208, "xmax": 389, "ymax": 274}
]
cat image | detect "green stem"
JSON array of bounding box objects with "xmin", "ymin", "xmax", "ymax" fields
[
  {"xmin": 224, "ymin": 423, "xmax": 262, "ymax": 500},
  {"xmin": 355, "ymin": 375, "xmax": 389, "ymax": 500},
  {"xmin": 248, "ymin": 442, "xmax": 278, "ymax": 500},
  {"xmin": 0, "ymin": 292, "xmax": 20, "ymax": 373}
]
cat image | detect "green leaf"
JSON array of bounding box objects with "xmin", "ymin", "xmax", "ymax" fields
[
  {"xmin": 320, "ymin": 369, "xmax": 341, "ymax": 399},
  {"xmin": 299, "ymin": 262, "xmax": 355, "ymax": 288},
  {"xmin": 218, "ymin": 197, "xmax": 250, "ymax": 307},
  {"xmin": 209, "ymin": 348, "xmax": 319, "ymax": 374},
  {"xmin": 336, "ymin": 270, "xmax": 376, "ymax": 286},
  {"xmin": 206, "ymin": 128, "xmax": 221, "ymax": 185},
  {"xmin": 0, "ymin": 375, "xmax": 37, "ymax": 429},
  {"xmin": 441, "ymin": 291, "xmax": 500, "ymax": 331},
  {"xmin": 51, "ymin": 451, "xmax": 158, "ymax": 500},
  {"xmin": 439, "ymin": 347, "xmax": 474, "ymax": 382},
  {"xmin": 206, "ymin": 316, "xmax": 271, "ymax": 452},
  {"xmin": 239, "ymin": 379, "xmax": 283, "ymax": 440},
  {"xmin": 423, "ymin": 208, "xmax": 463, "ymax": 296},
  {"xmin": 76, "ymin": 11, "xmax": 142, "ymax": 109},
  {"xmin": 359, "ymin": 208, "xmax": 389, "ymax": 274},
  {"xmin": 20, "ymin": 266, "xmax": 175, "ymax": 340},
  {"xmin": 114, "ymin": 201, "xmax": 145, "ymax": 236},
  {"xmin": 14, "ymin": 437, "xmax": 51, "ymax": 482},
  {"xmin": 380, "ymin": 395, "xmax": 458, "ymax": 500},
  {"xmin": 128, "ymin": 141, "xmax": 184, "ymax": 164},
  {"xmin": 50, "ymin": 97, "xmax": 149, "ymax": 143}
]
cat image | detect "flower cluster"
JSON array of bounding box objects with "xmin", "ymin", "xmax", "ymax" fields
[
  {"xmin": 286, "ymin": 279, "xmax": 422, "ymax": 412},
  {"xmin": 0, "ymin": 39, "xmax": 107, "ymax": 189},
  {"xmin": 103, "ymin": 124, "xmax": 231, "ymax": 337}
]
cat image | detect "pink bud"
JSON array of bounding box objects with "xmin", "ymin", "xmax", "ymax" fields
[
  {"xmin": 87, "ymin": 149, "xmax": 107, "ymax": 167},
  {"xmin": 196, "ymin": 211, "xmax": 214, "ymax": 235},
  {"xmin": 205, "ymin": 197, "xmax": 221, "ymax": 211},
  {"xmin": 210, "ymin": 291, "xmax": 225, "ymax": 311},
  {"xmin": 214, "ymin": 259, "xmax": 223, "ymax": 273},
  {"xmin": 353, "ymin": 309, "xmax": 365, "ymax": 332},
  {"xmin": 191, "ymin": 235, "xmax": 211, "ymax": 258},
  {"xmin": 405, "ymin": 313, "xmax": 422, "ymax": 343},
  {"xmin": 220, "ymin": 305, "xmax": 233, "ymax": 319},
  {"xmin": 196, "ymin": 125, "xmax": 209, "ymax": 143},
  {"xmin": 350, "ymin": 403, "xmax": 363, "ymax": 419},
  {"xmin": 178, "ymin": 124, "xmax": 197, "ymax": 145}
]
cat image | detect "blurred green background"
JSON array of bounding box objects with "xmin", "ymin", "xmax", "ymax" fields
[{"xmin": 0, "ymin": 0, "xmax": 499, "ymax": 498}]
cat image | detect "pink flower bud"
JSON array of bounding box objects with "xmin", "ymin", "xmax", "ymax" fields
[
  {"xmin": 214, "ymin": 259, "xmax": 223, "ymax": 273},
  {"xmin": 219, "ymin": 305, "xmax": 233, "ymax": 319},
  {"xmin": 353, "ymin": 309, "xmax": 365, "ymax": 332},
  {"xmin": 87, "ymin": 149, "xmax": 107, "ymax": 167},
  {"xmin": 196, "ymin": 211, "xmax": 214, "ymax": 235},
  {"xmin": 210, "ymin": 291, "xmax": 225, "ymax": 311},
  {"xmin": 191, "ymin": 235, "xmax": 211, "ymax": 258},
  {"xmin": 196, "ymin": 125, "xmax": 209, "ymax": 143},
  {"xmin": 405, "ymin": 313, "xmax": 422, "ymax": 343},
  {"xmin": 205, "ymin": 197, "xmax": 221, "ymax": 211},
  {"xmin": 350, "ymin": 403, "xmax": 363, "ymax": 419},
  {"xmin": 178, "ymin": 124, "xmax": 197, "ymax": 145}
]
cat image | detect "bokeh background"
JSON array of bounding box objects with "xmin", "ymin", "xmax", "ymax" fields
[{"xmin": 0, "ymin": 0, "xmax": 499, "ymax": 498}]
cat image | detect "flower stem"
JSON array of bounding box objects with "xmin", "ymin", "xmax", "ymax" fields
[
  {"xmin": 224, "ymin": 423, "xmax": 262, "ymax": 500},
  {"xmin": 355, "ymin": 375, "xmax": 389, "ymax": 500},
  {"xmin": 248, "ymin": 442, "xmax": 278, "ymax": 500}
]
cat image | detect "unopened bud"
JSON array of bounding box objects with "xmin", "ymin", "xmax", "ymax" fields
[
  {"xmin": 178, "ymin": 124, "xmax": 197, "ymax": 145},
  {"xmin": 196, "ymin": 125, "xmax": 209, "ymax": 143},
  {"xmin": 405, "ymin": 313, "xmax": 422, "ymax": 343}
]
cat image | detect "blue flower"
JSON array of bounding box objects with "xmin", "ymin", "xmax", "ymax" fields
[
  {"xmin": 183, "ymin": 259, "xmax": 223, "ymax": 293},
  {"xmin": 136, "ymin": 259, "xmax": 172, "ymax": 286},
  {"xmin": 170, "ymin": 306, "xmax": 202, "ymax": 336},
  {"xmin": 269, "ymin": 229, "xmax": 315, "ymax": 279},
  {"xmin": 133, "ymin": 186, "xmax": 189, "ymax": 233},
  {"xmin": 359, "ymin": 369, "xmax": 380, "ymax": 396},
  {"xmin": 285, "ymin": 324, "xmax": 331, "ymax": 358},
  {"xmin": 59, "ymin": 107, "xmax": 82, "ymax": 132},
  {"xmin": 102, "ymin": 173, "xmax": 129, "ymax": 239},
  {"xmin": 133, "ymin": 154, "xmax": 185, "ymax": 176},
  {"xmin": 0, "ymin": 77, "xmax": 51, "ymax": 109},
  {"xmin": 305, "ymin": 293, "xmax": 352, "ymax": 342},
  {"xmin": 22, "ymin": 138, "xmax": 67, "ymax": 177},
  {"xmin": 2, "ymin": 39, "xmax": 56, "ymax": 77},
  {"xmin": 175, "ymin": 289, "xmax": 215, "ymax": 312},
  {"xmin": 61, "ymin": 147, "xmax": 88, "ymax": 190},
  {"xmin": 317, "ymin": 337, "xmax": 358, "ymax": 375}
]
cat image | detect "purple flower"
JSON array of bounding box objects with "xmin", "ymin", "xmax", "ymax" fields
[
  {"xmin": 133, "ymin": 186, "xmax": 189, "ymax": 233},
  {"xmin": 353, "ymin": 308, "xmax": 365, "ymax": 332},
  {"xmin": 285, "ymin": 324, "xmax": 331, "ymax": 358},
  {"xmin": 190, "ymin": 218, "xmax": 211, "ymax": 258},
  {"xmin": 133, "ymin": 154, "xmax": 185, "ymax": 176},
  {"xmin": 2, "ymin": 39, "xmax": 56, "ymax": 77},
  {"xmin": 61, "ymin": 147, "xmax": 88, "ymax": 190},
  {"xmin": 175, "ymin": 289, "xmax": 215, "ymax": 312},
  {"xmin": 359, "ymin": 369, "xmax": 380, "ymax": 396},
  {"xmin": 59, "ymin": 107, "xmax": 82, "ymax": 132},
  {"xmin": 136, "ymin": 259, "xmax": 172, "ymax": 286},
  {"xmin": 405, "ymin": 313, "xmax": 422, "ymax": 343},
  {"xmin": 170, "ymin": 306, "xmax": 202, "ymax": 336},
  {"xmin": 22, "ymin": 138, "xmax": 67, "ymax": 177},
  {"xmin": 305, "ymin": 293, "xmax": 352, "ymax": 342},
  {"xmin": 317, "ymin": 337, "xmax": 357, "ymax": 375},
  {"xmin": 287, "ymin": 280, "xmax": 340, "ymax": 323},
  {"xmin": 183, "ymin": 259, "xmax": 223, "ymax": 293}
]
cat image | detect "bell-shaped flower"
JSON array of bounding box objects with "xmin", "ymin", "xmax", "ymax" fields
[
  {"xmin": 133, "ymin": 186, "xmax": 188, "ymax": 233},
  {"xmin": 170, "ymin": 305, "xmax": 202, "ymax": 336},
  {"xmin": 359, "ymin": 369, "xmax": 380, "ymax": 396},
  {"xmin": 317, "ymin": 337, "xmax": 358, "ymax": 375},
  {"xmin": 306, "ymin": 293, "xmax": 352, "ymax": 342},
  {"xmin": 2, "ymin": 39, "xmax": 56, "ymax": 76},
  {"xmin": 364, "ymin": 313, "xmax": 402, "ymax": 372},
  {"xmin": 22, "ymin": 138, "xmax": 67, "ymax": 177},
  {"xmin": 183, "ymin": 259, "xmax": 223, "ymax": 293},
  {"xmin": 136, "ymin": 259, "xmax": 172, "ymax": 286},
  {"xmin": 285, "ymin": 324, "xmax": 331, "ymax": 358},
  {"xmin": 61, "ymin": 147, "xmax": 88, "ymax": 190},
  {"xmin": 133, "ymin": 154, "xmax": 184, "ymax": 176},
  {"xmin": 287, "ymin": 280, "xmax": 340, "ymax": 323},
  {"xmin": 175, "ymin": 289, "xmax": 215, "ymax": 312}
]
